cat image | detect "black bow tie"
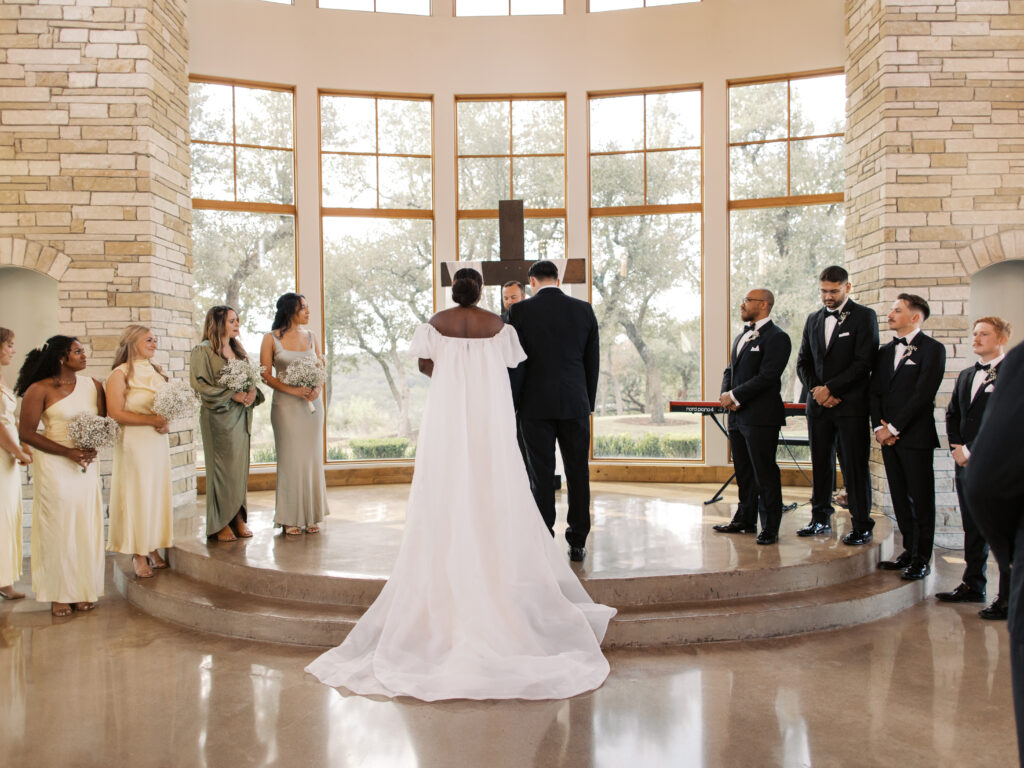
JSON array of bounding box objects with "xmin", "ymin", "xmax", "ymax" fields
[
  {"xmin": 824, "ymin": 309, "xmax": 840, "ymax": 319},
  {"xmin": 975, "ymin": 362, "xmax": 991, "ymax": 372},
  {"xmin": 895, "ymin": 337, "xmax": 908, "ymax": 345},
  {"xmin": 744, "ymin": 324, "xmax": 756, "ymax": 333}
]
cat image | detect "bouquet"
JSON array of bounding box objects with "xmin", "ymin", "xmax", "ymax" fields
[
  {"xmin": 152, "ymin": 379, "xmax": 200, "ymax": 424},
  {"xmin": 217, "ymin": 359, "xmax": 265, "ymax": 398},
  {"xmin": 282, "ymin": 356, "xmax": 326, "ymax": 413},
  {"xmin": 66, "ymin": 413, "xmax": 120, "ymax": 472}
]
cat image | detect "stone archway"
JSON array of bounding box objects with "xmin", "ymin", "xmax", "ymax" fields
[
  {"xmin": 956, "ymin": 230, "xmax": 1024, "ymax": 278},
  {"xmin": 0, "ymin": 237, "xmax": 71, "ymax": 282}
]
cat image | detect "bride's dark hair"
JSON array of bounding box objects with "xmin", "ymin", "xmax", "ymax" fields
[
  {"xmin": 15, "ymin": 335, "xmax": 78, "ymax": 396},
  {"xmin": 452, "ymin": 268, "xmax": 483, "ymax": 308}
]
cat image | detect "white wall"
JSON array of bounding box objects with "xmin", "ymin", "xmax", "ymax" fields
[
  {"xmin": 970, "ymin": 259, "xmax": 1024, "ymax": 353},
  {"xmin": 0, "ymin": 267, "xmax": 60, "ymax": 384},
  {"xmin": 189, "ymin": 0, "xmax": 845, "ymax": 464}
]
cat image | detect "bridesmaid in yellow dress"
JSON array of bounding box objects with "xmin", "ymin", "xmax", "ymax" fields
[
  {"xmin": 106, "ymin": 325, "xmax": 173, "ymax": 579},
  {"xmin": 0, "ymin": 328, "xmax": 32, "ymax": 600},
  {"xmin": 16, "ymin": 336, "xmax": 106, "ymax": 617}
]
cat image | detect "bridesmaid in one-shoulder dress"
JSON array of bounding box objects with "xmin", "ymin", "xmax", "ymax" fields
[
  {"xmin": 260, "ymin": 293, "xmax": 328, "ymax": 535},
  {"xmin": 16, "ymin": 336, "xmax": 106, "ymax": 617},
  {"xmin": 0, "ymin": 328, "xmax": 32, "ymax": 601}
]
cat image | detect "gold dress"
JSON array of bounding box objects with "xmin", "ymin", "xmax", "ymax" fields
[
  {"xmin": 30, "ymin": 375, "xmax": 105, "ymax": 603},
  {"xmin": 0, "ymin": 382, "xmax": 23, "ymax": 587},
  {"xmin": 107, "ymin": 361, "xmax": 173, "ymax": 556}
]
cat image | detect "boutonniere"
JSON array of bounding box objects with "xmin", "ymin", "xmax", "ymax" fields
[
  {"xmin": 837, "ymin": 311, "xmax": 850, "ymax": 325},
  {"xmin": 902, "ymin": 344, "xmax": 917, "ymax": 357},
  {"xmin": 749, "ymin": 331, "xmax": 760, "ymax": 342},
  {"xmin": 984, "ymin": 368, "xmax": 997, "ymax": 385}
]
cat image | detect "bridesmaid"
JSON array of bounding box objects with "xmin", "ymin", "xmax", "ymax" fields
[
  {"xmin": 106, "ymin": 325, "xmax": 173, "ymax": 579},
  {"xmin": 16, "ymin": 336, "xmax": 106, "ymax": 617},
  {"xmin": 190, "ymin": 306, "xmax": 264, "ymax": 542},
  {"xmin": 0, "ymin": 328, "xmax": 32, "ymax": 600},
  {"xmin": 260, "ymin": 293, "xmax": 329, "ymax": 535}
]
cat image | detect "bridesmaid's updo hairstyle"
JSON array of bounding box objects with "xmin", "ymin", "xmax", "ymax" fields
[
  {"xmin": 451, "ymin": 268, "xmax": 483, "ymax": 308},
  {"xmin": 202, "ymin": 305, "xmax": 247, "ymax": 360},
  {"xmin": 14, "ymin": 335, "xmax": 78, "ymax": 397},
  {"xmin": 0, "ymin": 327, "xmax": 12, "ymax": 347},
  {"xmin": 271, "ymin": 292, "xmax": 306, "ymax": 335},
  {"xmin": 112, "ymin": 325, "xmax": 168, "ymax": 391}
]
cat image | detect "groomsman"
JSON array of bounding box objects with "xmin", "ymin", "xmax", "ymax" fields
[
  {"xmin": 713, "ymin": 289, "xmax": 792, "ymax": 545},
  {"xmin": 870, "ymin": 294, "xmax": 946, "ymax": 580},
  {"xmin": 937, "ymin": 316, "xmax": 1011, "ymax": 619},
  {"xmin": 795, "ymin": 266, "xmax": 879, "ymax": 543}
]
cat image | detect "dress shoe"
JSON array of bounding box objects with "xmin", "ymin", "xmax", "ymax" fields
[
  {"xmin": 796, "ymin": 521, "xmax": 832, "ymax": 537},
  {"xmin": 901, "ymin": 562, "xmax": 931, "ymax": 580},
  {"xmin": 979, "ymin": 599, "xmax": 1008, "ymax": 620},
  {"xmin": 842, "ymin": 530, "xmax": 873, "ymax": 546},
  {"xmin": 568, "ymin": 546, "xmax": 586, "ymax": 562},
  {"xmin": 712, "ymin": 521, "xmax": 756, "ymax": 534},
  {"xmin": 935, "ymin": 583, "xmax": 986, "ymax": 603},
  {"xmin": 756, "ymin": 531, "xmax": 778, "ymax": 545},
  {"xmin": 878, "ymin": 552, "xmax": 912, "ymax": 571}
]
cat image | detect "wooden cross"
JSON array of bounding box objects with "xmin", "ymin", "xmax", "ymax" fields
[{"xmin": 441, "ymin": 200, "xmax": 587, "ymax": 287}]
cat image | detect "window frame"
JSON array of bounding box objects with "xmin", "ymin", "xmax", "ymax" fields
[{"xmin": 454, "ymin": 0, "xmax": 565, "ymax": 17}]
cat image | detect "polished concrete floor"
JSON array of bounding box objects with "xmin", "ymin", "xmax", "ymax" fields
[{"xmin": 0, "ymin": 483, "xmax": 1017, "ymax": 767}]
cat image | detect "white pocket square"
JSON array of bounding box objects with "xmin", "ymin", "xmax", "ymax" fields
[
  {"xmin": 985, "ymin": 384, "xmax": 995, "ymax": 392},
  {"xmin": 838, "ymin": 332, "xmax": 850, "ymax": 337},
  {"xmin": 905, "ymin": 359, "xmax": 917, "ymax": 366},
  {"xmin": 749, "ymin": 346, "xmax": 760, "ymax": 352}
]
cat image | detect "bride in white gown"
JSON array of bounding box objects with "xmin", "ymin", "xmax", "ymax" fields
[{"xmin": 306, "ymin": 268, "xmax": 615, "ymax": 701}]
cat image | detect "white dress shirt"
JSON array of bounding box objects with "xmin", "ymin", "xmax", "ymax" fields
[
  {"xmin": 876, "ymin": 327, "xmax": 921, "ymax": 436},
  {"xmin": 728, "ymin": 317, "xmax": 772, "ymax": 407},
  {"xmin": 823, "ymin": 299, "xmax": 849, "ymax": 350}
]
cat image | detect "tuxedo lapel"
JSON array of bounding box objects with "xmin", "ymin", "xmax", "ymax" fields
[
  {"xmin": 736, "ymin": 320, "xmax": 771, "ymax": 364},
  {"xmin": 969, "ymin": 361, "xmax": 999, "ymax": 408}
]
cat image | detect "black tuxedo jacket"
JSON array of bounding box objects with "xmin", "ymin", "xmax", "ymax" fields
[
  {"xmin": 796, "ymin": 299, "xmax": 879, "ymax": 416},
  {"xmin": 721, "ymin": 320, "xmax": 792, "ymax": 427},
  {"xmin": 509, "ymin": 287, "xmax": 599, "ymax": 420},
  {"xmin": 869, "ymin": 332, "xmax": 945, "ymax": 449},
  {"xmin": 945, "ymin": 359, "xmax": 1003, "ymax": 449}
]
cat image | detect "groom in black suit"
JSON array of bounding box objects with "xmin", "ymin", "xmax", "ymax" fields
[
  {"xmin": 509, "ymin": 260, "xmax": 600, "ymax": 562},
  {"xmin": 713, "ymin": 288, "xmax": 792, "ymax": 545},
  {"xmin": 795, "ymin": 265, "xmax": 879, "ymax": 544},
  {"xmin": 870, "ymin": 293, "xmax": 946, "ymax": 581}
]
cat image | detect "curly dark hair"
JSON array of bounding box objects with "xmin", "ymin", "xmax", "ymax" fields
[{"xmin": 14, "ymin": 335, "xmax": 78, "ymax": 396}]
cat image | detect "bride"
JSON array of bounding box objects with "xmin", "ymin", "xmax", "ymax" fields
[{"xmin": 306, "ymin": 268, "xmax": 615, "ymax": 701}]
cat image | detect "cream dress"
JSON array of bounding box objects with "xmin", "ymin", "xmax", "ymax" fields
[
  {"xmin": 0, "ymin": 382, "xmax": 23, "ymax": 587},
  {"xmin": 107, "ymin": 361, "xmax": 173, "ymax": 556},
  {"xmin": 31, "ymin": 375, "xmax": 105, "ymax": 603}
]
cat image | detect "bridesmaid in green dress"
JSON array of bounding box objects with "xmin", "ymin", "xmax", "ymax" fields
[{"xmin": 190, "ymin": 306, "xmax": 264, "ymax": 542}]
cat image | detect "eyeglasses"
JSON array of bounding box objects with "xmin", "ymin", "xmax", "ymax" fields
[{"xmin": 741, "ymin": 297, "xmax": 767, "ymax": 305}]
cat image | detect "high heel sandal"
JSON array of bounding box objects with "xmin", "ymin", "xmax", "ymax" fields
[
  {"xmin": 132, "ymin": 556, "xmax": 153, "ymax": 579},
  {"xmin": 0, "ymin": 587, "xmax": 25, "ymax": 600}
]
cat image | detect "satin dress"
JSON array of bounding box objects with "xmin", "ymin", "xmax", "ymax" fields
[{"xmin": 0, "ymin": 382, "xmax": 23, "ymax": 587}]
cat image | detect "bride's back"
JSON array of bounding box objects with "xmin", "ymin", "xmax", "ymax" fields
[{"xmin": 429, "ymin": 306, "xmax": 505, "ymax": 339}]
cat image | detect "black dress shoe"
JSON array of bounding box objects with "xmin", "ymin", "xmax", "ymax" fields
[
  {"xmin": 712, "ymin": 521, "xmax": 757, "ymax": 534},
  {"xmin": 979, "ymin": 599, "xmax": 1008, "ymax": 620},
  {"xmin": 796, "ymin": 521, "xmax": 832, "ymax": 537},
  {"xmin": 935, "ymin": 583, "xmax": 986, "ymax": 603},
  {"xmin": 842, "ymin": 530, "xmax": 873, "ymax": 546},
  {"xmin": 568, "ymin": 546, "xmax": 586, "ymax": 562},
  {"xmin": 901, "ymin": 562, "xmax": 931, "ymax": 580},
  {"xmin": 756, "ymin": 531, "xmax": 778, "ymax": 545},
  {"xmin": 878, "ymin": 552, "xmax": 912, "ymax": 571}
]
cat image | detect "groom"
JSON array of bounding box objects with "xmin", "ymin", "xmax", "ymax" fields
[{"xmin": 509, "ymin": 260, "xmax": 600, "ymax": 562}]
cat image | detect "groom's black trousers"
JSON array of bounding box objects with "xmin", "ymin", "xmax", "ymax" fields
[{"xmin": 519, "ymin": 416, "xmax": 591, "ymax": 549}]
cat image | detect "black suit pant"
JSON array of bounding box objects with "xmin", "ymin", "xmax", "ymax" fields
[
  {"xmin": 807, "ymin": 409, "xmax": 873, "ymax": 532},
  {"xmin": 955, "ymin": 464, "xmax": 1010, "ymax": 599},
  {"xmin": 881, "ymin": 444, "xmax": 935, "ymax": 565},
  {"xmin": 729, "ymin": 424, "xmax": 783, "ymax": 536},
  {"xmin": 520, "ymin": 416, "xmax": 591, "ymax": 549}
]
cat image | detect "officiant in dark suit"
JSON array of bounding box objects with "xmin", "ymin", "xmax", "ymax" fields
[
  {"xmin": 795, "ymin": 265, "xmax": 879, "ymax": 544},
  {"xmin": 509, "ymin": 260, "xmax": 599, "ymax": 562},
  {"xmin": 870, "ymin": 293, "xmax": 946, "ymax": 581},
  {"xmin": 937, "ymin": 316, "xmax": 1011, "ymax": 620},
  {"xmin": 964, "ymin": 341, "xmax": 1024, "ymax": 766},
  {"xmin": 712, "ymin": 288, "xmax": 792, "ymax": 545},
  {"xmin": 500, "ymin": 280, "xmax": 525, "ymax": 323}
]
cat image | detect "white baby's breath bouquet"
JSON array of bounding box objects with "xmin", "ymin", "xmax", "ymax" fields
[
  {"xmin": 66, "ymin": 413, "xmax": 120, "ymax": 472},
  {"xmin": 282, "ymin": 356, "xmax": 326, "ymax": 413},
  {"xmin": 152, "ymin": 379, "xmax": 200, "ymax": 424},
  {"xmin": 218, "ymin": 358, "xmax": 265, "ymax": 397}
]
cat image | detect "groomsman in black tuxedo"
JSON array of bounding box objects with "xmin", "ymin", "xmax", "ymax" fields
[
  {"xmin": 871, "ymin": 293, "xmax": 946, "ymax": 580},
  {"xmin": 509, "ymin": 260, "xmax": 599, "ymax": 562},
  {"xmin": 964, "ymin": 342, "xmax": 1024, "ymax": 765},
  {"xmin": 937, "ymin": 316, "xmax": 1011, "ymax": 619},
  {"xmin": 796, "ymin": 265, "xmax": 879, "ymax": 544},
  {"xmin": 712, "ymin": 288, "xmax": 792, "ymax": 545}
]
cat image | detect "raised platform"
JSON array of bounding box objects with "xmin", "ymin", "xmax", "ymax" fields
[{"xmin": 115, "ymin": 482, "xmax": 928, "ymax": 648}]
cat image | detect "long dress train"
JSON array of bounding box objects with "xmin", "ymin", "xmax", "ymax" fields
[{"xmin": 305, "ymin": 323, "xmax": 615, "ymax": 701}]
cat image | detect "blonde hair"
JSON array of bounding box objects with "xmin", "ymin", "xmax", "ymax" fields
[
  {"xmin": 112, "ymin": 325, "xmax": 168, "ymax": 389},
  {"xmin": 202, "ymin": 305, "xmax": 247, "ymax": 360},
  {"xmin": 0, "ymin": 327, "xmax": 12, "ymax": 348},
  {"xmin": 974, "ymin": 316, "xmax": 1012, "ymax": 341}
]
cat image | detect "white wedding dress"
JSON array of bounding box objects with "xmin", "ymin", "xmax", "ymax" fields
[{"xmin": 306, "ymin": 323, "xmax": 615, "ymax": 701}]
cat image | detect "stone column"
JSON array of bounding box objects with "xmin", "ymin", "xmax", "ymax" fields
[
  {"xmin": 846, "ymin": 0, "xmax": 1024, "ymax": 544},
  {"xmin": 0, "ymin": 0, "xmax": 194, "ymax": 535}
]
